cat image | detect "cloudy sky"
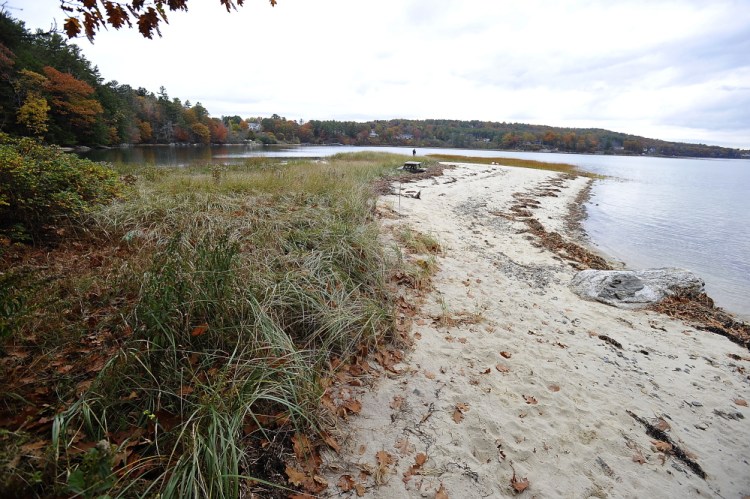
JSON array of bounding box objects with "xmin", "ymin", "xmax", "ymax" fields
[{"xmin": 11, "ymin": 0, "xmax": 750, "ymax": 148}]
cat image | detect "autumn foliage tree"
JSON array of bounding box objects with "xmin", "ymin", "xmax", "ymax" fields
[
  {"xmin": 42, "ymin": 66, "xmax": 103, "ymax": 143},
  {"xmin": 14, "ymin": 70, "xmax": 51, "ymax": 136},
  {"xmin": 60, "ymin": 0, "xmax": 278, "ymax": 41}
]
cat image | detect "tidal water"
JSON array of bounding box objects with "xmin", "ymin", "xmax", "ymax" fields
[{"xmin": 81, "ymin": 145, "xmax": 750, "ymax": 319}]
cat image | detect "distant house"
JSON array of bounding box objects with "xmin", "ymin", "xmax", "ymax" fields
[
  {"xmin": 247, "ymin": 123, "xmax": 261, "ymax": 132},
  {"xmin": 396, "ymin": 133, "xmax": 413, "ymax": 140},
  {"xmin": 369, "ymin": 129, "xmax": 379, "ymax": 138}
]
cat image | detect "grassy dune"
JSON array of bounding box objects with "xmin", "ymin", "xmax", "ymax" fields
[{"xmin": 1, "ymin": 152, "xmax": 413, "ymax": 497}]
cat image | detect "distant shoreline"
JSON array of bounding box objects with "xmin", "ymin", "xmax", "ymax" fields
[{"xmin": 72, "ymin": 142, "xmax": 750, "ymax": 162}]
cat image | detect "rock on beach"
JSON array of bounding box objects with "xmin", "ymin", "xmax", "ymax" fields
[{"xmin": 570, "ymin": 268, "xmax": 705, "ymax": 308}]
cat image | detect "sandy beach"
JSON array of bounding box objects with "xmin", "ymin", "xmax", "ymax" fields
[{"xmin": 320, "ymin": 163, "xmax": 750, "ymax": 498}]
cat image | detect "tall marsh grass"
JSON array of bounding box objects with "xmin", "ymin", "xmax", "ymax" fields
[{"xmin": 49, "ymin": 153, "xmax": 410, "ymax": 497}]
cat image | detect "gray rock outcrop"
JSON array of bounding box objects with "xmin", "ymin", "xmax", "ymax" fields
[{"xmin": 570, "ymin": 268, "xmax": 704, "ymax": 309}]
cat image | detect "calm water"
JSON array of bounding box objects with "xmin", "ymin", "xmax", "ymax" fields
[{"xmin": 81, "ymin": 145, "xmax": 750, "ymax": 319}]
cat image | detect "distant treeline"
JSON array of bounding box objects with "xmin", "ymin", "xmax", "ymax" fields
[
  {"xmin": 260, "ymin": 118, "xmax": 745, "ymax": 159},
  {"xmin": 1, "ymin": 12, "xmax": 745, "ymax": 159}
]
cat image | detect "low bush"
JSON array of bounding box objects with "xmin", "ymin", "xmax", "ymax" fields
[{"xmin": 0, "ymin": 134, "xmax": 121, "ymax": 241}]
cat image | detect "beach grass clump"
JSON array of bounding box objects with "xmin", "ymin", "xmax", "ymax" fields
[
  {"xmin": 396, "ymin": 227, "xmax": 443, "ymax": 255},
  {"xmin": 1, "ymin": 152, "xmax": 412, "ymax": 497}
]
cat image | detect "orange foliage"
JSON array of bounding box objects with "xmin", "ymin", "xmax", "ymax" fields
[
  {"xmin": 42, "ymin": 66, "xmax": 102, "ymax": 129},
  {"xmin": 207, "ymin": 119, "xmax": 228, "ymax": 143}
]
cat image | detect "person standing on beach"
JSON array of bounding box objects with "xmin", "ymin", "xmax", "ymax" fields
[{"xmin": 413, "ymin": 148, "xmax": 416, "ymax": 156}]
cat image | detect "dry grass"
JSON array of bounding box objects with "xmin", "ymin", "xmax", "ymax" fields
[{"xmin": 0, "ymin": 151, "xmax": 419, "ymax": 498}]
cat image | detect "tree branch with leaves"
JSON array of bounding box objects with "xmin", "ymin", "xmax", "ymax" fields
[{"xmin": 60, "ymin": 0, "xmax": 277, "ymax": 42}]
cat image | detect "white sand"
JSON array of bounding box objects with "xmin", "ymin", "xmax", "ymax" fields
[{"xmin": 322, "ymin": 163, "xmax": 750, "ymax": 498}]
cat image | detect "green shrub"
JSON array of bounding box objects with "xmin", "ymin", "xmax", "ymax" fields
[{"xmin": 0, "ymin": 134, "xmax": 121, "ymax": 241}]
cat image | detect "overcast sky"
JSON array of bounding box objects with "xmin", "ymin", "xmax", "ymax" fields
[{"xmin": 10, "ymin": 0, "xmax": 750, "ymax": 148}]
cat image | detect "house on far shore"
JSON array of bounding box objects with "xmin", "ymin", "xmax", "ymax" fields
[
  {"xmin": 247, "ymin": 122, "xmax": 261, "ymax": 132},
  {"xmin": 369, "ymin": 129, "xmax": 379, "ymax": 138}
]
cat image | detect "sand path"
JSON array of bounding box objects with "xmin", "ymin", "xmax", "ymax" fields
[{"xmin": 322, "ymin": 163, "xmax": 750, "ymax": 498}]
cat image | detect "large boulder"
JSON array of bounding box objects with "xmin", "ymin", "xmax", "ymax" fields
[{"xmin": 570, "ymin": 268, "xmax": 704, "ymax": 309}]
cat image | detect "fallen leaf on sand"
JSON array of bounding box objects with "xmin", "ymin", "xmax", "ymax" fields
[
  {"xmin": 436, "ymin": 483, "xmax": 449, "ymax": 499},
  {"xmin": 323, "ymin": 433, "xmax": 341, "ymax": 453},
  {"xmin": 496, "ymin": 364, "xmax": 510, "ymax": 373},
  {"xmin": 510, "ymin": 471, "xmax": 530, "ymax": 492},
  {"xmin": 523, "ymin": 395, "xmax": 538, "ymax": 405},
  {"xmin": 285, "ymin": 465, "xmax": 307, "ymax": 486},
  {"xmin": 415, "ymin": 453, "xmax": 427, "ymax": 466},
  {"xmin": 424, "ymin": 370, "xmax": 436, "ymax": 379},
  {"xmin": 390, "ymin": 396, "xmax": 404, "ymax": 410},
  {"xmin": 480, "ymin": 368, "xmax": 491, "ymax": 374},
  {"xmin": 734, "ymin": 398, "xmax": 748, "ymax": 407},
  {"xmin": 453, "ymin": 408, "xmax": 464, "ymax": 423},
  {"xmin": 500, "ymin": 351, "xmax": 512, "ymax": 359},
  {"xmin": 632, "ymin": 452, "xmax": 646, "ymax": 464},
  {"xmin": 651, "ymin": 440, "xmax": 672, "ymax": 453},
  {"xmin": 548, "ymin": 384, "xmax": 560, "ymax": 392},
  {"xmin": 458, "ymin": 337, "xmax": 467, "ymax": 344},
  {"xmin": 655, "ymin": 418, "xmax": 671, "ymax": 432},
  {"xmin": 355, "ymin": 483, "xmax": 365, "ymax": 496},
  {"xmin": 338, "ymin": 474, "xmax": 355, "ymax": 492},
  {"xmin": 376, "ymin": 450, "xmax": 394, "ymax": 466},
  {"xmin": 453, "ymin": 403, "xmax": 469, "ymax": 423},
  {"xmin": 343, "ymin": 399, "xmax": 362, "ymax": 414}
]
